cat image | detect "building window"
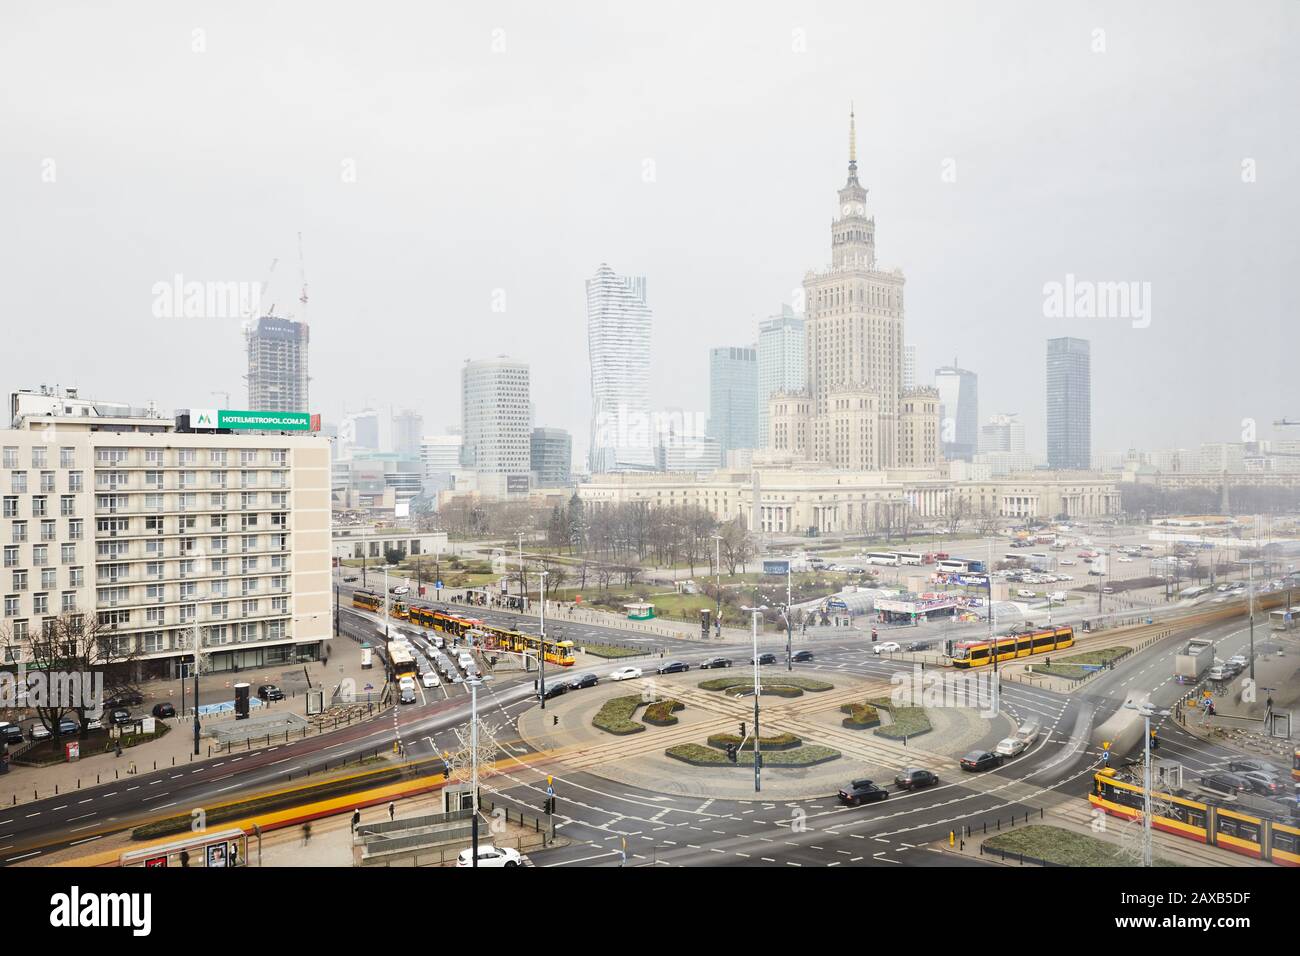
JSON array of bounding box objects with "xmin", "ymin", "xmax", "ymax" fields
[{"xmin": 60, "ymin": 447, "xmax": 76, "ymax": 468}]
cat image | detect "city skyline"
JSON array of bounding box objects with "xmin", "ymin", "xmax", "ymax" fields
[{"xmin": 2, "ymin": 3, "xmax": 1290, "ymax": 467}]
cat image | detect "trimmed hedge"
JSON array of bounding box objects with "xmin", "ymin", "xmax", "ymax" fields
[
  {"xmin": 591, "ymin": 695, "xmax": 645, "ymax": 735},
  {"xmin": 840, "ymin": 702, "xmax": 881, "ymax": 730},
  {"xmin": 698, "ymin": 676, "xmax": 833, "ymax": 693},
  {"xmin": 666, "ymin": 743, "xmax": 840, "ymax": 768},
  {"xmin": 866, "ymin": 696, "xmax": 932, "ymax": 740},
  {"xmin": 706, "ymin": 732, "xmax": 802, "ymax": 751},
  {"xmin": 582, "ymin": 643, "xmax": 644, "ymax": 659},
  {"xmin": 642, "ymin": 699, "xmax": 684, "ymax": 726},
  {"xmin": 723, "ymin": 684, "xmax": 803, "ymax": 699}
]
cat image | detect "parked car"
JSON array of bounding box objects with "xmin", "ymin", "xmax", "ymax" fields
[
  {"xmin": 105, "ymin": 689, "xmax": 144, "ymax": 709},
  {"xmin": 751, "ymin": 653, "xmax": 777, "ymax": 665},
  {"xmin": 0, "ymin": 721, "xmax": 23, "ymax": 744},
  {"xmin": 699, "ymin": 657, "xmax": 732, "ymax": 669},
  {"xmin": 257, "ymin": 684, "xmax": 285, "ymax": 701},
  {"xmin": 609, "ymin": 666, "xmax": 642, "ymax": 681},
  {"xmin": 455, "ymin": 844, "xmax": 522, "ymax": 867},
  {"xmin": 107, "ymin": 708, "xmax": 133, "ymax": 725},
  {"xmin": 540, "ymin": 681, "xmax": 567, "ymax": 700},
  {"xmin": 960, "ymin": 750, "xmax": 1003, "ymax": 772},
  {"xmin": 343, "ymin": 575, "xmax": 358, "ymax": 583},
  {"xmin": 29, "ymin": 723, "xmax": 51, "ymax": 741},
  {"xmin": 837, "ymin": 778, "xmax": 890, "ymax": 806},
  {"xmin": 567, "ymin": 673, "xmax": 598, "ymax": 690},
  {"xmin": 1200, "ymin": 772, "xmax": 1248, "ymax": 795},
  {"xmin": 656, "ymin": 661, "xmax": 690, "ymax": 674},
  {"xmin": 996, "ymin": 736, "xmax": 1028, "ymax": 757},
  {"xmin": 152, "ymin": 703, "xmax": 176, "ymax": 719},
  {"xmin": 894, "ymin": 768, "xmax": 939, "ymax": 791},
  {"xmin": 873, "ymin": 641, "xmax": 901, "ymax": 655},
  {"xmin": 790, "ymin": 650, "xmax": 815, "ymax": 663}
]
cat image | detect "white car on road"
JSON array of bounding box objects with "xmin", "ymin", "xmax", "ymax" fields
[
  {"xmin": 456, "ymin": 845, "xmax": 523, "ymax": 867},
  {"xmin": 873, "ymin": 641, "xmax": 901, "ymax": 655},
  {"xmin": 609, "ymin": 666, "xmax": 643, "ymax": 681},
  {"xmin": 421, "ymin": 671, "xmax": 439, "ymax": 688},
  {"xmin": 996, "ymin": 736, "xmax": 1028, "ymax": 757},
  {"xmin": 1017, "ymin": 589, "xmax": 1036, "ymax": 599}
]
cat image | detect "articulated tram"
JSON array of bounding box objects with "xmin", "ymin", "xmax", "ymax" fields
[
  {"xmin": 950, "ymin": 625, "xmax": 1075, "ymax": 669},
  {"xmin": 405, "ymin": 604, "xmax": 576, "ymax": 667},
  {"xmin": 352, "ymin": 589, "xmax": 408, "ymax": 619},
  {"xmin": 1090, "ymin": 769, "xmax": 1300, "ymax": 866}
]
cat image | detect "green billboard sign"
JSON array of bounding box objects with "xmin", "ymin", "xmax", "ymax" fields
[{"xmin": 191, "ymin": 408, "xmax": 314, "ymax": 431}]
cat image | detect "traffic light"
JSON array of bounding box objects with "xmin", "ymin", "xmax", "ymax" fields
[
  {"xmin": 739, "ymin": 722, "xmax": 746, "ymax": 738},
  {"xmin": 726, "ymin": 744, "xmax": 738, "ymax": 764},
  {"xmin": 552, "ymin": 715, "xmax": 559, "ymax": 726}
]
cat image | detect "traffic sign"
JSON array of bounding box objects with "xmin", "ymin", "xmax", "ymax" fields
[
  {"xmin": 546, "ymin": 785, "xmax": 554, "ymax": 798},
  {"xmin": 436, "ymin": 580, "xmax": 443, "ymax": 589}
]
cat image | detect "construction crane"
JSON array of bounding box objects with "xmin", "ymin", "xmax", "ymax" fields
[
  {"xmin": 1275, "ymin": 419, "xmax": 1300, "ymax": 427},
  {"xmin": 296, "ymin": 231, "xmax": 309, "ymax": 321},
  {"xmin": 245, "ymin": 257, "xmax": 279, "ymax": 323}
]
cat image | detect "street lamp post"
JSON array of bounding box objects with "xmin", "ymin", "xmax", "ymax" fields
[
  {"xmin": 786, "ymin": 566, "xmax": 793, "ymax": 672},
  {"xmin": 742, "ymin": 604, "xmax": 767, "ymax": 793},
  {"xmin": 536, "ymin": 569, "xmax": 548, "ymax": 709},
  {"xmin": 1125, "ymin": 701, "xmax": 1171, "ymax": 867},
  {"xmin": 190, "ymin": 625, "xmax": 201, "ymax": 756},
  {"xmin": 712, "ymin": 534, "xmax": 723, "ymax": 638},
  {"xmin": 516, "ymin": 532, "xmax": 526, "ymax": 609}
]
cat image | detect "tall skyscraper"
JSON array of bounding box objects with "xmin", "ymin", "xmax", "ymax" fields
[
  {"xmin": 757, "ymin": 307, "xmax": 805, "ymax": 447},
  {"xmin": 530, "ymin": 427, "xmax": 573, "ymax": 487},
  {"xmin": 903, "ymin": 344, "xmax": 917, "ymax": 389},
  {"xmin": 392, "ymin": 409, "xmax": 424, "ymax": 458},
  {"xmin": 460, "ymin": 357, "xmax": 531, "ymax": 476},
  {"xmin": 1046, "ymin": 337, "xmax": 1091, "ymax": 470},
  {"xmin": 979, "ymin": 413, "xmax": 1026, "ymax": 454},
  {"xmin": 768, "ymin": 109, "xmax": 936, "ymax": 471},
  {"xmin": 708, "ymin": 346, "xmax": 759, "ymax": 453},
  {"xmin": 586, "ymin": 263, "xmax": 654, "ymax": 473},
  {"xmin": 245, "ymin": 316, "xmax": 309, "ymax": 411},
  {"xmin": 933, "ymin": 363, "xmax": 979, "ymax": 461}
]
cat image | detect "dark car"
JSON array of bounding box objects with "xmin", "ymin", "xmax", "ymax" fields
[
  {"xmin": 567, "ymin": 673, "xmax": 599, "ymax": 690},
  {"xmin": 906, "ymin": 641, "xmax": 934, "ymax": 652},
  {"xmin": 960, "ymin": 751, "xmax": 1003, "ymax": 773},
  {"xmin": 257, "ymin": 684, "xmax": 285, "ymax": 701},
  {"xmin": 0, "ymin": 721, "xmax": 23, "ymax": 744},
  {"xmin": 57, "ymin": 718, "xmax": 80, "ymax": 736},
  {"xmin": 790, "ymin": 650, "xmax": 815, "ymax": 663},
  {"xmin": 398, "ymin": 688, "xmax": 417, "ymax": 705},
  {"xmin": 1200, "ymin": 772, "xmax": 1247, "ymax": 795},
  {"xmin": 105, "ymin": 689, "xmax": 144, "ymax": 709},
  {"xmin": 751, "ymin": 653, "xmax": 777, "ymax": 666},
  {"xmin": 657, "ymin": 661, "xmax": 690, "ymax": 674},
  {"xmin": 151, "ymin": 702, "xmax": 177, "ymax": 719},
  {"xmin": 343, "ymin": 575, "xmax": 358, "ymax": 582},
  {"xmin": 894, "ymin": 768, "xmax": 939, "ymax": 791},
  {"xmin": 107, "ymin": 708, "xmax": 133, "ymax": 725},
  {"xmin": 1237, "ymin": 770, "xmax": 1281, "ymax": 796},
  {"xmin": 838, "ymin": 779, "xmax": 889, "ymax": 806},
  {"xmin": 699, "ymin": 657, "xmax": 732, "ymax": 669},
  {"xmin": 540, "ymin": 681, "xmax": 567, "ymax": 700}
]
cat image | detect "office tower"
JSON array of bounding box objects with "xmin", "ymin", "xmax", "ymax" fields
[
  {"xmin": 979, "ymin": 414, "xmax": 1027, "ymax": 454},
  {"xmin": 757, "ymin": 307, "xmax": 805, "ymax": 447},
  {"xmin": 460, "ymin": 357, "xmax": 531, "ymax": 476},
  {"xmin": 933, "ymin": 363, "xmax": 979, "ymax": 461},
  {"xmin": 708, "ymin": 346, "xmax": 759, "ymax": 453},
  {"xmin": 245, "ymin": 316, "xmax": 309, "ymax": 412},
  {"xmin": 392, "ymin": 409, "xmax": 424, "ymax": 459},
  {"xmin": 1, "ymin": 386, "xmax": 330, "ymax": 675},
  {"xmin": 903, "ymin": 344, "xmax": 917, "ymax": 389},
  {"xmin": 530, "ymin": 427, "xmax": 573, "ymax": 487},
  {"xmin": 1046, "ymin": 337, "xmax": 1091, "ymax": 470},
  {"xmin": 420, "ymin": 434, "xmax": 464, "ymax": 477},
  {"xmin": 586, "ymin": 263, "xmax": 654, "ymax": 473}
]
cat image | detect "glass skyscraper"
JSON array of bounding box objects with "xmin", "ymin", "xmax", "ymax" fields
[
  {"xmin": 757, "ymin": 307, "xmax": 805, "ymax": 447},
  {"xmin": 586, "ymin": 263, "xmax": 654, "ymax": 473},
  {"xmin": 708, "ymin": 346, "xmax": 759, "ymax": 453},
  {"xmin": 1046, "ymin": 337, "xmax": 1091, "ymax": 470},
  {"xmin": 933, "ymin": 364, "xmax": 979, "ymax": 461}
]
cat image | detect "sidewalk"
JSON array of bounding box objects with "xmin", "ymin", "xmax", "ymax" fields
[{"xmin": 0, "ymin": 630, "xmax": 381, "ymax": 807}]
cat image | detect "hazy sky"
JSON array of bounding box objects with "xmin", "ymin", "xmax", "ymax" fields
[{"xmin": 2, "ymin": 1, "xmax": 1295, "ymax": 463}]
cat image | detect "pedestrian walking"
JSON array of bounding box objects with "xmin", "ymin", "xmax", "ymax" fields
[
  {"xmin": 388, "ymin": 801, "xmax": 396, "ymax": 822},
  {"xmin": 351, "ymin": 809, "xmax": 361, "ymax": 833},
  {"xmin": 302, "ymin": 822, "xmax": 312, "ymax": 846}
]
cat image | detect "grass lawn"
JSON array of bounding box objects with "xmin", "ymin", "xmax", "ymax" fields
[
  {"xmin": 591, "ymin": 695, "xmax": 645, "ymax": 735},
  {"xmin": 666, "ymin": 743, "xmax": 840, "ymax": 767},
  {"xmin": 581, "ymin": 643, "xmax": 646, "ymax": 659},
  {"xmin": 699, "ymin": 676, "xmax": 834, "ymax": 693},
  {"xmin": 1035, "ymin": 646, "xmax": 1131, "ymax": 681},
  {"xmin": 867, "ymin": 696, "xmax": 932, "ymax": 739},
  {"xmin": 984, "ymin": 825, "xmax": 1180, "ymax": 867}
]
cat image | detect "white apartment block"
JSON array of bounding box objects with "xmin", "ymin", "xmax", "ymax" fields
[
  {"xmin": 460, "ymin": 357, "xmax": 531, "ymax": 476},
  {"xmin": 1, "ymin": 392, "xmax": 331, "ymax": 678}
]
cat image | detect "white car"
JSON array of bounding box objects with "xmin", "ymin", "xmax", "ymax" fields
[
  {"xmin": 873, "ymin": 641, "xmax": 901, "ymax": 655},
  {"xmin": 1048, "ymin": 591, "xmax": 1067, "ymax": 603},
  {"xmin": 390, "ymin": 586, "xmax": 410, "ymax": 595},
  {"xmin": 1059, "ymin": 559, "xmax": 1075, "ymax": 565},
  {"xmin": 456, "ymin": 844, "xmax": 523, "ymax": 867},
  {"xmin": 609, "ymin": 666, "xmax": 643, "ymax": 681},
  {"xmin": 1117, "ymin": 556, "xmax": 1133, "ymax": 563},
  {"xmin": 29, "ymin": 723, "xmax": 51, "ymax": 741},
  {"xmin": 996, "ymin": 736, "xmax": 1027, "ymax": 757},
  {"xmin": 1017, "ymin": 589, "xmax": 1036, "ymax": 599},
  {"xmin": 421, "ymin": 671, "xmax": 439, "ymax": 688}
]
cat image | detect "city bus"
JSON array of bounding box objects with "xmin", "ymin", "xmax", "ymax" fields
[
  {"xmin": 866, "ymin": 552, "xmax": 899, "ymax": 566},
  {"xmin": 1270, "ymin": 607, "xmax": 1299, "ymax": 632},
  {"xmin": 938, "ymin": 558, "xmax": 986, "ymax": 575},
  {"xmin": 894, "ymin": 551, "xmax": 924, "ymax": 566},
  {"xmin": 388, "ymin": 644, "xmax": 417, "ymax": 679},
  {"xmin": 950, "ymin": 625, "xmax": 1074, "ymax": 668}
]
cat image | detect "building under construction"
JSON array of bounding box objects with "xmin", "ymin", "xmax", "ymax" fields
[{"xmin": 245, "ymin": 315, "xmax": 310, "ymax": 412}]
